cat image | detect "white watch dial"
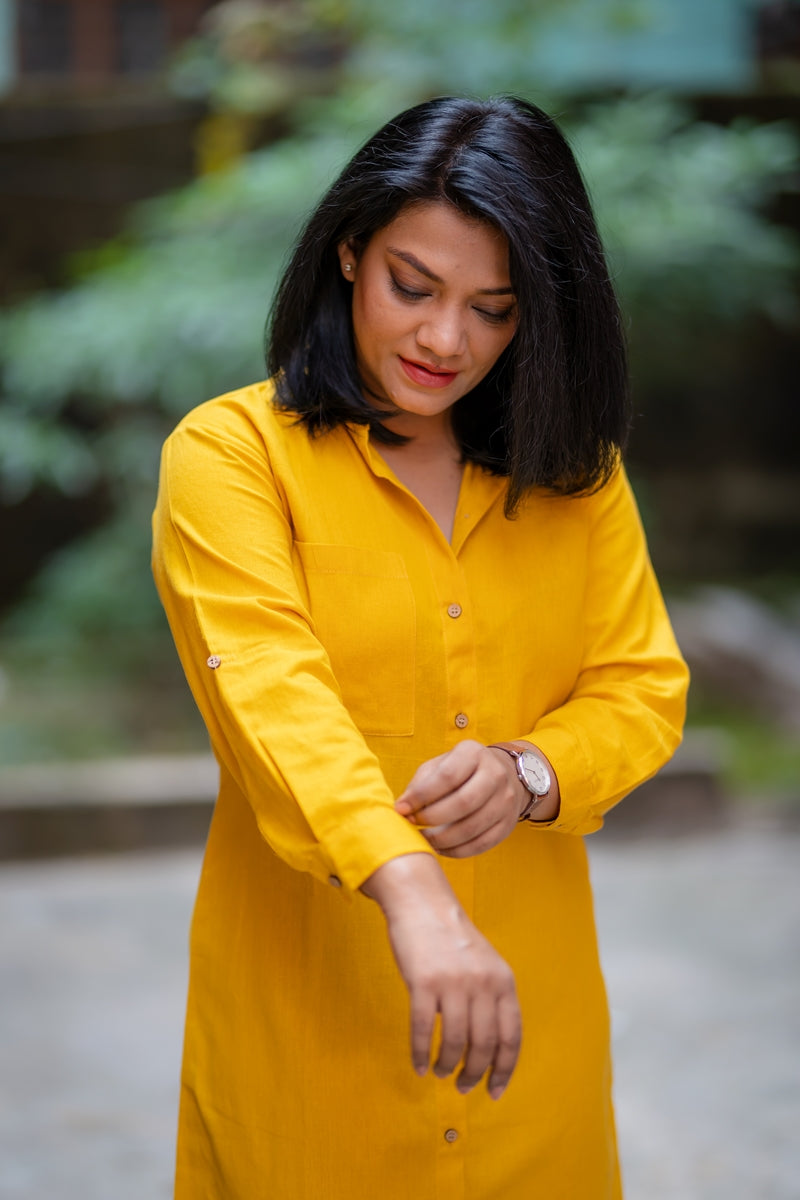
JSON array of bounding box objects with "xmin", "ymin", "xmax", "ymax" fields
[{"xmin": 519, "ymin": 751, "xmax": 551, "ymax": 796}]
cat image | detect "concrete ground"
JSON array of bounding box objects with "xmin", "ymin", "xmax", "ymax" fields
[{"xmin": 0, "ymin": 826, "xmax": 798, "ymax": 1199}]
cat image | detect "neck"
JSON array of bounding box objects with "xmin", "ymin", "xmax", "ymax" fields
[{"xmin": 372, "ymin": 411, "xmax": 464, "ymax": 542}]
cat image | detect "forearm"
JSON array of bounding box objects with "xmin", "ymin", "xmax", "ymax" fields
[{"xmin": 361, "ymin": 852, "xmax": 461, "ymax": 921}]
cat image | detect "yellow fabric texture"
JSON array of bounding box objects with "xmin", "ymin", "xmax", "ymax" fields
[{"xmin": 152, "ymin": 380, "xmax": 689, "ymax": 1200}]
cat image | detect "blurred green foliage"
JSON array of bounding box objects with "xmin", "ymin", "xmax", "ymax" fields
[{"xmin": 0, "ymin": 0, "xmax": 798, "ymax": 675}]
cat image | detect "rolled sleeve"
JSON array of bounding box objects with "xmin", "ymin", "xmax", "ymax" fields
[{"xmin": 152, "ymin": 404, "xmax": 433, "ymax": 892}]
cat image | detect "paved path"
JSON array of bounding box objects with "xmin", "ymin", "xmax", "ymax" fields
[{"xmin": 1, "ymin": 828, "xmax": 798, "ymax": 1199}]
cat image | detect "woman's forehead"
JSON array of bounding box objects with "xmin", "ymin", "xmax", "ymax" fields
[{"xmin": 368, "ymin": 201, "xmax": 510, "ymax": 274}]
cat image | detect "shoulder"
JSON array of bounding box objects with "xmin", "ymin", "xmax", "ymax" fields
[
  {"xmin": 160, "ymin": 379, "xmax": 364, "ymax": 510},
  {"xmin": 166, "ymin": 378, "xmax": 297, "ymax": 449},
  {"xmin": 161, "ymin": 379, "xmax": 325, "ymax": 489}
]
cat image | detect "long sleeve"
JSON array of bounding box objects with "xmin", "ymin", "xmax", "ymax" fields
[
  {"xmin": 526, "ymin": 466, "xmax": 689, "ymax": 835},
  {"xmin": 151, "ymin": 400, "xmax": 433, "ymax": 892}
]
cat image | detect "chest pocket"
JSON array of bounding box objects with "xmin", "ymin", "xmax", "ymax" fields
[{"xmin": 295, "ymin": 543, "xmax": 416, "ymax": 737}]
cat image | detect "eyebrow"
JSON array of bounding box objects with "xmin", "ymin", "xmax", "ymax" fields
[{"xmin": 386, "ymin": 247, "xmax": 515, "ymax": 296}]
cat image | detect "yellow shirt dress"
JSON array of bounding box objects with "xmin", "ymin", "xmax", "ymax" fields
[{"xmin": 152, "ymin": 380, "xmax": 688, "ymax": 1200}]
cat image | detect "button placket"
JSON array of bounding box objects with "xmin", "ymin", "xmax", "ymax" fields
[
  {"xmin": 434, "ymin": 1079, "xmax": 468, "ymax": 1196},
  {"xmin": 438, "ymin": 563, "xmax": 475, "ymax": 744}
]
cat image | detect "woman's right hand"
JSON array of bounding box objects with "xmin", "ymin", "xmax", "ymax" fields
[{"xmin": 361, "ymin": 853, "xmax": 521, "ymax": 1100}]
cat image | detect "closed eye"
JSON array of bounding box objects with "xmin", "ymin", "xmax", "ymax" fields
[
  {"xmin": 389, "ymin": 274, "xmax": 429, "ymax": 302},
  {"xmin": 389, "ymin": 271, "xmax": 516, "ymax": 324},
  {"xmin": 475, "ymin": 305, "xmax": 516, "ymax": 325}
]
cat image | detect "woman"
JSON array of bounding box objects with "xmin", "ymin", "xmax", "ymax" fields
[{"xmin": 153, "ymin": 95, "xmax": 688, "ymax": 1198}]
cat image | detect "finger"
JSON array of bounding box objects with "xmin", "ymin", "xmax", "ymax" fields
[
  {"xmin": 433, "ymin": 993, "xmax": 469, "ymax": 1079},
  {"xmin": 426, "ymin": 798, "xmax": 505, "ymax": 849},
  {"xmin": 436, "ymin": 819, "xmax": 509, "ymax": 859},
  {"xmin": 395, "ymin": 752, "xmax": 453, "ymax": 816},
  {"xmin": 396, "ymin": 743, "xmax": 482, "ymax": 815},
  {"xmin": 456, "ymin": 993, "xmax": 498, "ymax": 1094},
  {"xmin": 397, "ymin": 755, "xmax": 476, "ymax": 816},
  {"xmin": 488, "ymin": 991, "xmax": 522, "ymax": 1100},
  {"xmin": 409, "ymin": 989, "xmax": 438, "ymax": 1077},
  {"xmin": 409, "ymin": 764, "xmax": 504, "ymax": 830}
]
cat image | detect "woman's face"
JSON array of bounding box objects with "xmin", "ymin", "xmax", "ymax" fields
[{"xmin": 338, "ymin": 201, "xmax": 517, "ymax": 427}]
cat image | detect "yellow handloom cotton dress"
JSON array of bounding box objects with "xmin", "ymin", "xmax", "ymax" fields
[{"xmin": 152, "ymin": 380, "xmax": 688, "ymax": 1200}]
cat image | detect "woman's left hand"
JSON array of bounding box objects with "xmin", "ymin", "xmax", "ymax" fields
[{"xmin": 395, "ymin": 740, "xmax": 527, "ymax": 857}]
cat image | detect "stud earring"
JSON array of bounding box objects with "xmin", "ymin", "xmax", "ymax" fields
[{"xmin": 344, "ymin": 263, "xmax": 352, "ymax": 273}]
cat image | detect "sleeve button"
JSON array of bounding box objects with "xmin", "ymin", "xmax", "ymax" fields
[
  {"xmin": 206, "ymin": 655, "xmax": 222, "ymax": 669},
  {"xmin": 444, "ymin": 1128, "xmax": 459, "ymax": 1143},
  {"xmin": 454, "ymin": 712, "xmax": 469, "ymax": 729}
]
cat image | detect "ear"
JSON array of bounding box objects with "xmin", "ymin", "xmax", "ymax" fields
[{"xmin": 336, "ymin": 239, "xmax": 356, "ymax": 281}]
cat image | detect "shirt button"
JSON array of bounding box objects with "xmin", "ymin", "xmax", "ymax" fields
[
  {"xmin": 328, "ymin": 875, "xmax": 342, "ymax": 888},
  {"xmin": 454, "ymin": 712, "xmax": 469, "ymax": 729},
  {"xmin": 206, "ymin": 655, "xmax": 222, "ymax": 669},
  {"xmin": 444, "ymin": 1128, "xmax": 459, "ymax": 1143},
  {"xmin": 447, "ymin": 603, "xmax": 462, "ymax": 619}
]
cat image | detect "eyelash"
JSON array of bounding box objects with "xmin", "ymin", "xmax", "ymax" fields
[{"xmin": 388, "ymin": 275, "xmax": 515, "ymax": 325}]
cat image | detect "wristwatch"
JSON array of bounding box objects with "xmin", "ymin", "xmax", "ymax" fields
[{"xmin": 489, "ymin": 742, "xmax": 552, "ymax": 821}]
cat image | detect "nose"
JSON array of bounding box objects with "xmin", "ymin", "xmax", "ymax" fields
[{"xmin": 415, "ymin": 304, "xmax": 467, "ymax": 361}]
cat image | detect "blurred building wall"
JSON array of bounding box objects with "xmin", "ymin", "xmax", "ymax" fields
[{"xmin": 0, "ymin": 0, "xmax": 216, "ymax": 298}]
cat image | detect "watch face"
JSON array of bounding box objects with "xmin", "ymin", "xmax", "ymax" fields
[{"xmin": 519, "ymin": 751, "xmax": 551, "ymax": 795}]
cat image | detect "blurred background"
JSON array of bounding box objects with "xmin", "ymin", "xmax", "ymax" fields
[
  {"xmin": 0, "ymin": 1, "xmax": 798, "ymax": 1198},
  {"xmin": 0, "ymin": 0, "xmax": 799, "ymax": 788}
]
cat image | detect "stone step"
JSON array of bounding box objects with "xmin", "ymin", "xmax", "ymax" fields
[
  {"xmin": 0, "ymin": 732, "xmax": 785, "ymax": 861},
  {"xmin": 0, "ymin": 753, "xmax": 218, "ymax": 860}
]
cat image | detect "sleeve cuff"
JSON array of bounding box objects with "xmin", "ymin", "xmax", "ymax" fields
[
  {"xmin": 520, "ymin": 722, "xmax": 603, "ymax": 836},
  {"xmin": 314, "ymin": 803, "xmax": 438, "ymax": 894}
]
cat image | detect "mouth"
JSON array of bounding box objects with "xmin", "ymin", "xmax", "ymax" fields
[{"xmin": 399, "ymin": 357, "xmax": 459, "ymax": 389}]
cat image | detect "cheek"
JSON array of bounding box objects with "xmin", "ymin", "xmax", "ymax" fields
[
  {"xmin": 476, "ymin": 326, "xmax": 515, "ymax": 373},
  {"xmin": 354, "ymin": 289, "xmax": 405, "ymax": 355}
]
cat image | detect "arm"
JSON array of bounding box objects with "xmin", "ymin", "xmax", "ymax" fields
[
  {"xmin": 151, "ymin": 404, "xmax": 434, "ymax": 892},
  {"xmin": 393, "ymin": 466, "xmax": 687, "ymax": 852},
  {"xmin": 529, "ymin": 465, "xmax": 688, "ymax": 836}
]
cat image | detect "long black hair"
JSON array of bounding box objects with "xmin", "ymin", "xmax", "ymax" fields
[{"xmin": 267, "ymin": 95, "xmax": 629, "ymax": 513}]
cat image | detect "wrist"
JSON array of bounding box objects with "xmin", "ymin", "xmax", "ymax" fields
[
  {"xmin": 488, "ymin": 740, "xmax": 561, "ymax": 823},
  {"xmin": 487, "ymin": 746, "xmax": 530, "ymax": 818},
  {"xmin": 361, "ymin": 852, "xmax": 458, "ymax": 921}
]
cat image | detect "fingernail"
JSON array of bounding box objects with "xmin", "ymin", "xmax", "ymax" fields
[
  {"xmin": 415, "ymin": 1065, "xmax": 427, "ymax": 1077},
  {"xmin": 489, "ymin": 1085, "xmax": 505, "ymax": 1101},
  {"xmin": 457, "ymin": 1083, "xmax": 473, "ymax": 1095},
  {"xmin": 395, "ymin": 800, "xmax": 411, "ymax": 815}
]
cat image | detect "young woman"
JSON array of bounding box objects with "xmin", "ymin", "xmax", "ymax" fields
[{"xmin": 153, "ymin": 95, "xmax": 689, "ymax": 1199}]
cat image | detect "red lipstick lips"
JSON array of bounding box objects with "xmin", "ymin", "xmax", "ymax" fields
[{"xmin": 399, "ymin": 357, "xmax": 459, "ymax": 389}]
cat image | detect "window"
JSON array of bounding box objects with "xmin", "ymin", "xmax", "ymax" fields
[
  {"xmin": 19, "ymin": 0, "xmax": 73, "ymax": 74},
  {"xmin": 115, "ymin": 0, "xmax": 167, "ymax": 73}
]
